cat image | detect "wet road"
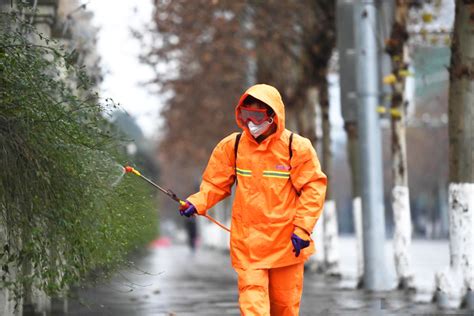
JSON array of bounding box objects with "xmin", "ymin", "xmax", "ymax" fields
[{"xmin": 67, "ymin": 239, "xmax": 470, "ymax": 316}]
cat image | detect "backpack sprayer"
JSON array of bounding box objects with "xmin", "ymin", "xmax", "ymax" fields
[{"xmin": 123, "ymin": 166, "xmax": 230, "ymax": 233}]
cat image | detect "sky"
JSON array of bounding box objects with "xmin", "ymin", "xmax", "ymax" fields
[{"xmin": 86, "ymin": 0, "xmax": 161, "ymax": 138}]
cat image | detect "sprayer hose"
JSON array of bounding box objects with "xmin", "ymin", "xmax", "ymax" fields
[{"xmin": 203, "ymin": 214, "xmax": 231, "ymax": 232}]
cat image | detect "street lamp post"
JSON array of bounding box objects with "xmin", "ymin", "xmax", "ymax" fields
[{"xmin": 354, "ymin": 0, "xmax": 390, "ymax": 291}]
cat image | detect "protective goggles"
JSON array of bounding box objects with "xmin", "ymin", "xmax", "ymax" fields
[{"xmin": 239, "ymin": 106, "xmax": 270, "ymax": 124}]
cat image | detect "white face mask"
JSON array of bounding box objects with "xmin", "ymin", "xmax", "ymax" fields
[{"xmin": 248, "ymin": 118, "xmax": 273, "ymax": 138}]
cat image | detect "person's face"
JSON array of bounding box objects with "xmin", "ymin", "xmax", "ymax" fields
[{"xmin": 242, "ymin": 102, "xmax": 276, "ymax": 139}]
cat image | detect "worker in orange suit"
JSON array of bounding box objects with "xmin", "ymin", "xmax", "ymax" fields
[{"xmin": 179, "ymin": 84, "xmax": 327, "ymax": 316}]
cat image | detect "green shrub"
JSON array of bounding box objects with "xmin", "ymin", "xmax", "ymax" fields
[{"xmin": 0, "ymin": 12, "xmax": 158, "ymax": 301}]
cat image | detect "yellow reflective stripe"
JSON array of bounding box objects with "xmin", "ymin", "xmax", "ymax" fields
[
  {"xmin": 263, "ymin": 170, "xmax": 290, "ymax": 175},
  {"xmin": 263, "ymin": 171, "xmax": 290, "ymax": 179},
  {"xmin": 236, "ymin": 167, "xmax": 252, "ymax": 174},
  {"xmin": 236, "ymin": 167, "xmax": 252, "ymax": 177},
  {"xmin": 263, "ymin": 174, "xmax": 290, "ymax": 179},
  {"xmin": 237, "ymin": 172, "xmax": 252, "ymax": 177}
]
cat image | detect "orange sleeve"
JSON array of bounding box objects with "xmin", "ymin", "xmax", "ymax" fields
[
  {"xmin": 290, "ymin": 136, "xmax": 327, "ymax": 234},
  {"xmin": 186, "ymin": 134, "xmax": 237, "ymax": 215}
]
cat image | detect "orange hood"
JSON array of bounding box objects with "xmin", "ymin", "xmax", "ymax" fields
[{"xmin": 235, "ymin": 84, "xmax": 285, "ymax": 140}]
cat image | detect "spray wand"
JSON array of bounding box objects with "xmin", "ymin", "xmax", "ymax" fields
[{"xmin": 123, "ymin": 166, "xmax": 230, "ymax": 233}]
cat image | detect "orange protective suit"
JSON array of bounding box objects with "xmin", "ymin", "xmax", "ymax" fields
[
  {"xmin": 187, "ymin": 84, "xmax": 327, "ymax": 315},
  {"xmin": 235, "ymin": 262, "xmax": 305, "ymax": 316}
]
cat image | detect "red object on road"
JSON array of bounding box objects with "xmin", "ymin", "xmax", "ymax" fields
[{"xmin": 149, "ymin": 236, "xmax": 172, "ymax": 249}]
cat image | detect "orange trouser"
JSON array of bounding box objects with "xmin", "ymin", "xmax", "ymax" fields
[{"xmin": 234, "ymin": 262, "xmax": 305, "ymax": 316}]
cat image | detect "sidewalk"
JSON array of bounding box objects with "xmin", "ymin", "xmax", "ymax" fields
[{"xmin": 67, "ymin": 238, "xmax": 470, "ymax": 316}]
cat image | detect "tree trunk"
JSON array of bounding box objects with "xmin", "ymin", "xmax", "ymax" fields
[
  {"xmin": 320, "ymin": 80, "xmax": 341, "ymax": 277},
  {"xmin": 344, "ymin": 121, "xmax": 364, "ymax": 286},
  {"xmin": 0, "ymin": 224, "xmax": 22, "ymax": 316},
  {"xmin": 390, "ymin": 57, "xmax": 414, "ymax": 290},
  {"xmin": 435, "ymin": 0, "xmax": 474, "ymax": 309},
  {"xmin": 301, "ymin": 89, "xmax": 325, "ymax": 272},
  {"xmin": 385, "ymin": 1, "xmax": 414, "ymax": 290},
  {"xmin": 285, "ymin": 105, "xmax": 299, "ymax": 132}
]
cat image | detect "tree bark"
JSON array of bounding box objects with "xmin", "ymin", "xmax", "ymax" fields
[
  {"xmin": 448, "ymin": 3, "xmax": 474, "ymax": 184},
  {"xmin": 385, "ymin": 1, "xmax": 414, "ymax": 290},
  {"xmin": 436, "ymin": 0, "xmax": 474, "ymax": 308},
  {"xmin": 0, "ymin": 224, "xmax": 21, "ymax": 316},
  {"xmin": 344, "ymin": 121, "xmax": 364, "ymax": 286},
  {"xmin": 320, "ymin": 79, "xmax": 340, "ymax": 276}
]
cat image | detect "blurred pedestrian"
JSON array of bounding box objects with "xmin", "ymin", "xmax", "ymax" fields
[
  {"xmin": 179, "ymin": 84, "xmax": 327, "ymax": 315},
  {"xmin": 184, "ymin": 215, "xmax": 198, "ymax": 253}
]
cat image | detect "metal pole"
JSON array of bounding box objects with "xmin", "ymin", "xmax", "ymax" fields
[{"xmin": 354, "ymin": 0, "xmax": 389, "ymax": 291}]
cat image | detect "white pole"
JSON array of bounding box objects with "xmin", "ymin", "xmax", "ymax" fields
[
  {"xmin": 353, "ymin": 197, "xmax": 364, "ymax": 283},
  {"xmin": 354, "ymin": 0, "xmax": 389, "ymax": 291}
]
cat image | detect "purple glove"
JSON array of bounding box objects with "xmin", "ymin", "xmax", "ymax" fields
[
  {"xmin": 291, "ymin": 233, "xmax": 310, "ymax": 257},
  {"xmin": 179, "ymin": 201, "xmax": 197, "ymax": 218}
]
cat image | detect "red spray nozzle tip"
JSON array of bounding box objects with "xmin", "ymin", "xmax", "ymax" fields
[{"xmin": 124, "ymin": 166, "xmax": 134, "ymax": 173}]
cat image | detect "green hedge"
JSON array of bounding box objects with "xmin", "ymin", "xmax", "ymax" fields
[{"xmin": 0, "ymin": 12, "xmax": 158, "ymax": 301}]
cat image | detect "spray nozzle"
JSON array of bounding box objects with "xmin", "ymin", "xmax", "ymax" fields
[{"xmin": 124, "ymin": 166, "xmax": 141, "ymax": 176}]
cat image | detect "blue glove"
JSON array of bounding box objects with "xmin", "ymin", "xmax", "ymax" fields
[
  {"xmin": 179, "ymin": 200, "xmax": 197, "ymax": 217},
  {"xmin": 291, "ymin": 233, "xmax": 310, "ymax": 257}
]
